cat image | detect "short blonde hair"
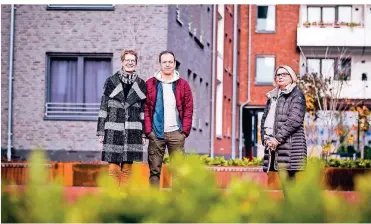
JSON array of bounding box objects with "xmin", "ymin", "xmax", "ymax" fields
[{"xmin": 120, "ymin": 50, "xmax": 138, "ymax": 63}]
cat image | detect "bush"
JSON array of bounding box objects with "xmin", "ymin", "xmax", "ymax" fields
[
  {"xmin": 164, "ymin": 154, "xmax": 263, "ymax": 166},
  {"xmin": 2, "ymin": 150, "xmax": 371, "ymax": 222},
  {"xmin": 364, "ymin": 146, "xmax": 371, "ymax": 160}
]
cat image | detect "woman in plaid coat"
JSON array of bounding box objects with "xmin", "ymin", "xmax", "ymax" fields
[{"xmin": 97, "ymin": 50, "xmax": 146, "ymax": 186}]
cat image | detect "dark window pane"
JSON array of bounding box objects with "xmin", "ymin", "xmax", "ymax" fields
[
  {"xmin": 84, "ymin": 58, "xmax": 112, "ymax": 103},
  {"xmin": 50, "ymin": 58, "xmax": 78, "ymax": 103},
  {"xmin": 257, "ymin": 6, "xmax": 268, "ymax": 19},
  {"xmin": 336, "ymin": 58, "xmax": 351, "ymax": 80}
]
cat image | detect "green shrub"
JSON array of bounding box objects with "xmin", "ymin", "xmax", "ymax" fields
[
  {"xmin": 2, "ymin": 151, "xmax": 371, "ymax": 222},
  {"xmin": 164, "ymin": 154, "xmax": 263, "ymax": 166},
  {"xmin": 364, "ymin": 146, "xmax": 371, "ymax": 160}
]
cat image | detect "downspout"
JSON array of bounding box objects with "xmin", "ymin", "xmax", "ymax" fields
[
  {"xmin": 231, "ymin": 4, "xmax": 238, "ymax": 159},
  {"xmin": 239, "ymin": 4, "xmax": 252, "ymax": 159},
  {"xmin": 7, "ymin": 5, "xmax": 15, "ymax": 161},
  {"xmin": 210, "ymin": 4, "xmax": 217, "ymax": 158}
]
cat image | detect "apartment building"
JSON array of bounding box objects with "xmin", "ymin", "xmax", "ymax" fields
[
  {"xmin": 1, "ymin": 4, "xmax": 213, "ymax": 161},
  {"xmin": 212, "ymin": 4, "xmax": 300, "ymax": 159},
  {"xmin": 297, "ymin": 4, "xmax": 371, "ymax": 151}
]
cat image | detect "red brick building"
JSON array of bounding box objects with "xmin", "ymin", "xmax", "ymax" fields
[{"xmin": 212, "ymin": 4, "xmax": 300, "ymax": 159}]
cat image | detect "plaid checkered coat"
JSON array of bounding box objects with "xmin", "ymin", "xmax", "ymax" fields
[{"xmin": 97, "ymin": 72, "xmax": 147, "ymax": 163}]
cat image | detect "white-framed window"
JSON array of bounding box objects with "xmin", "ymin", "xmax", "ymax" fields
[
  {"xmin": 255, "ymin": 56, "xmax": 275, "ymax": 84},
  {"xmin": 215, "ymin": 4, "xmax": 224, "ymax": 138},
  {"xmin": 338, "ymin": 6, "xmax": 352, "ymax": 23},
  {"xmin": 307, "ymin": 5, "xmax": 352, "ymax": 23},
  {"xmin": 306, "ymin": 58, "xmax": 351, "ymax": 80},
  {"xmin": 256, "ymin": 5, "xmax": 276, "ymax": 32}
]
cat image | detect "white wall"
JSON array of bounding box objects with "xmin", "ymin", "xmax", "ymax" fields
[
  {"xmin": 352, "ymin": 55, "xmax": 371, "ymax": 81},
  {"xmin": 352, "ymin": 5, "xmax": 364, "ymax": 24}
]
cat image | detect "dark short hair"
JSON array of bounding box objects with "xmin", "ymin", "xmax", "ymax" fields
[
  {"xmin": 121, "ymin": 50, "xmax": 138, "ymax": 63},
  {"xmin": 158, "ymin": 50, "xmax": 176, "ymax": 63}
]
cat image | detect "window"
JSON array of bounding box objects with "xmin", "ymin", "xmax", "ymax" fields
[
  {"xmin": 307, "ymin": 6, "xmax": 352, "ymax": 23},
  {"xmin": 306, "ymin": 58, "xmax": 351, "ymax": 80},
  {"xmin": 338, "ymin": 6, "xmax": 351, "ymax": 23},
  {"xmin": 192, "ymin": 73, "xmax": 198, "ymax": 130},
  {"xmin": 46, "ymin": 53, "xmax": 112, "ymax": 120},
  {"xmin": 215, "ymin": 4, "xmax": 224, "ymax": 138},
  {"xmin": 256, "ymin": 5, "xmax": 276, "ymax": 32},
  {"xmin": 255, "ymin": 56, "xmax": 275, "ymax": 84},
  {"xmin": 47, "ymin": 4, "xmax": 114, "ymax": 11},
  {"xmin": 336, "ymin": 58, "xmax": 351, "ymax": 80},
  {"xmin": 322, "ymin": 7, "xmax": 335, "ymax": 23}
]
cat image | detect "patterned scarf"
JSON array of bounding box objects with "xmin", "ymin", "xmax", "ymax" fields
[{"xmin": 119, "ymin": 69, "xmax": 137, "ymax": 84}]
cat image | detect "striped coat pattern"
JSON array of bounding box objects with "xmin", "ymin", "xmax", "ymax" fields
[{"xmin": 97, "ymin": 72, "xmax": 147, "ymax": 163}]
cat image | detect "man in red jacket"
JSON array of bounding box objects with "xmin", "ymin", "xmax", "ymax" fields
[{"xmin": 144, "ymin": 50, "xmax": 193, "ymax": 187}]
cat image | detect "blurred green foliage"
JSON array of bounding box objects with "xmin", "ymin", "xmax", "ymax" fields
[
  {"xmin": 2, "ymin": 150, "xmax": 371, "ymax": 223},
  {"xmin": 325, "ymin": 158, "xmax": 371, "ymax": 168},
  {"xmin": 164, "ymin": 153, "xmax": 371, "ymax": 169},
  {"xmin": 163, "ymin": 154, "xmax": 263, "ymax": 166}
]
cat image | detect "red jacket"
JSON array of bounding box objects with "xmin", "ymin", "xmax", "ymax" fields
[{"xmin": 144, "ymin": 77, "xmax": 193, "ymax": 137}]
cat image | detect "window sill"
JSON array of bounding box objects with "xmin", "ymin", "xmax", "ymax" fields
[
  {"xmin": 254, "ymin": 82, "xmax": 274, "ymax": 86},
  {"xmin": 43, "ymin": 116, "xmax": 98, "ymax": 121},
  {"xmin": 216, "ymin": 134, "xmax": 223, "ymax": 140},
  {"xmin": 46, "ymin": 5, "xmax": 115, "ymax": 11},
  {"xmin": 255, "ymin": 30, "xmax": 276, "ymax": 34}
]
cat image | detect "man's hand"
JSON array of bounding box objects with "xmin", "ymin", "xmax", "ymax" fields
[{"xmin": 99, "ymin": 136, "xmax": 104, "ymax": 144}]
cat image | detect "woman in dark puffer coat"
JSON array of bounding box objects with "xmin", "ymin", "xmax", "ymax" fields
[{"xmin": 260, "ymin": 65, "xmax": 307, "ymax": 180}]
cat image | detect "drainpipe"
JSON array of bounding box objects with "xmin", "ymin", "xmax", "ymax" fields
[
  {"xmin": 7, "ymin": 5, "xmax": 15, "ymax": 161},
  {"xmin": 231, "ymin": 4, "xmax": 238, "ymax": 159},
  {"xmin": 239, "ymin": 4, "xmax": 252, "ymax": 159},
  {"xmin": 210, "ymin": 4, "xmax": 217, "ymax": 158}
]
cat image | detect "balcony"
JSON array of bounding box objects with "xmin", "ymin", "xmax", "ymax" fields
[
  {"xmin": 297, "ymin": 24, "xmax": 371, "ymax": 47},
  {"xmin": 331, "ymin": 80, "xmax": 371, "ymax": 99}
]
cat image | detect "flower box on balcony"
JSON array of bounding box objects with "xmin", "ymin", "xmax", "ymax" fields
[{"xmin": 303, "ymin": 22, "xmax": 311, "ymax": 28}]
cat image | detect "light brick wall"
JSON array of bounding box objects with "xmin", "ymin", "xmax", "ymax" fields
[
  {"xmin": 1, "ymin": 5, "xmax": 11, "ymax": 149},
  {"xmin": 1, "ymin": 4, "xmax": 168, "ymax": 151}
]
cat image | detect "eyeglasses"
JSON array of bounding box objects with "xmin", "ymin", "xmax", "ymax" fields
[
  {"xmin": 275, "ymin": 73, "xmax": 290, "ymax": 78},
  {"xmin": 123, "ymin": 59, "xmax": 136, "ymax": 64}
]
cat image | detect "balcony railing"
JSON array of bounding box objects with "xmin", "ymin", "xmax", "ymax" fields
[{"xmin": 45, "ymin": 102, "xmax": 100, "ymax": 120}]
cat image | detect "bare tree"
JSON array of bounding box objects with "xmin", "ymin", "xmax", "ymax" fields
[{"xmin": 297, "ymin": 46, "xmax": 368, "ymax": 159}]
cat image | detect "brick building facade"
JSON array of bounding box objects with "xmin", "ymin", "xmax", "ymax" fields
[
  {"xmin": 212, "ymin": 5, "xmax": 300, "ymax": 159},
  {"xmin": 1, "ymin": 4, "xmax": 213, "ymax": 161}
]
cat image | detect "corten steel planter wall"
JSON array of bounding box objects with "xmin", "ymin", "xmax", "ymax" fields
[
  {"xmin": 1, "ymin": 162, "xmax": 54, "ymax": 185},
  {"xmin": 262, "ymin": 168, "xmax": 371, "ymax": 191},
  {"xmin": 70, "ymin": 163, "xmax": 170, "ymax": 188},
  {"xmin": 2, "ymin": 162, "xmax": 370, "ymax": 190},
  {"xmin": 206, "ymin": 166, "xmax": 267, "ymax": 188},
  {"xmin": 1, "ymin": 162, "xmax": 170, "ymax": 188},
  {"xmin": 323, "ymin": 168, "xmax": 371, "ymax": 191}
]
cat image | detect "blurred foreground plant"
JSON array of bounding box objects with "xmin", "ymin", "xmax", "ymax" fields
[{"xmin": 2, "ymin": 151, "xmax": 371, "ymax": 222}]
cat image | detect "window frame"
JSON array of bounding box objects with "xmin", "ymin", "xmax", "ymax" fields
[
  {"xmin": 256, "ymin": 5, "xmax": 276, "ymax": 33},
  {"xmin": 255, "ymin": 55, "xmax": 276, "ymax": 85},
  {"xmin": 45, "ymin": 52, "xmax": 113, "ymax": 121},
  {"xmin": 306, "ymin": 57, "xmax": 351, "ymax": 81},
  {"xmin": 307, "ymin": 5, "xmax": 353, "ymax": 23},
  {"xmin": 47, "ymin": 4, "xmax": 115, "ymax": 11}
]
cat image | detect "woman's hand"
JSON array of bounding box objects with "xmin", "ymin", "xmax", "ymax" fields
[{"xmin": 99, "ymin": 136, "xmax": 104, "ymax": 144}]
